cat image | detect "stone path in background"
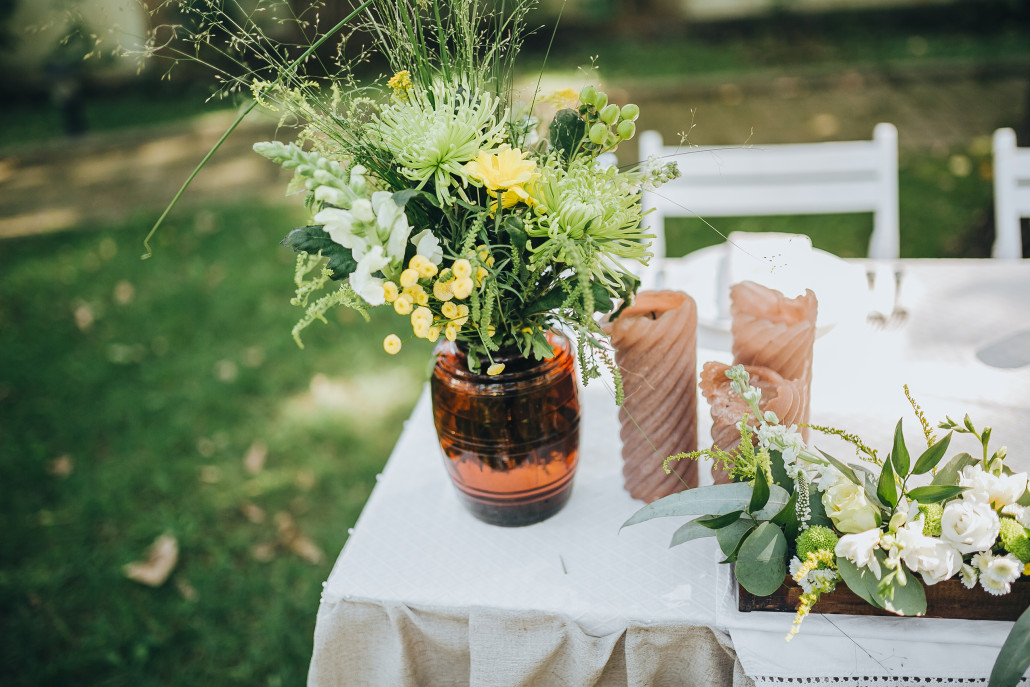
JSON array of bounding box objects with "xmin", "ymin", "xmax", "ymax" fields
[{"xmin": 0, "ymin": 60, "xmax": 1027, "ymax": 240}]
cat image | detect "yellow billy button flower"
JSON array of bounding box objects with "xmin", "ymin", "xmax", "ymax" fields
[
  {"xmin": 444, "ymin": 323, "xmax": 458, "ymax": 341},
  {"xmin": 413, "ymin": 256, "xmax": 438, "ymax": 279},
  {"xmin": 475, "ymin": 266, "xmax": 489, "ymax": 287},
  {"xmin": 451, "ymin": 277, "xmax": 474, "ymax": 300},
  {"xmin": 433, "ymin": 279, "xmax": 454, "ymax": 302},
  {"xmin": 486, "ymin": 363, "xmax": 505, "ymax": 376},
  {"xmin": 393, "ymin": 294, "xmax": 413, "ymax": 315},
  {"xmin": 411, "ymin": 306, "xmax": 433, "ymax": 326},
  {"xmin": 399, "ymin": 268, "xmax": 419, "ymax": 288},
  {"xmin": 455, "ymin": 304, "xmax": 470, "ymax": 326},
  {"xmin": 441, "ymin": 301, "xmax": 458, "ymax": 319},
  {"xmin": 412, "ymin": 320, "xmax": 430, "ymax": 339},
  {"xmin": 452, "ymin": 259, "xmax": 472, "ymax": 280},
  {"xmin": 383, "ymin": 281, "xmax": 399, "ymax": 303},
  {"xmin": 383, "ymin": 334, "xmax": 402, "ymax": 355},
  {"xmin": 427, "ymin": 326, "xmax": 441, "ymax": 343},
  {"xmin": 404, "ymin": 284, "xmax": 429, "ymax": 306}
]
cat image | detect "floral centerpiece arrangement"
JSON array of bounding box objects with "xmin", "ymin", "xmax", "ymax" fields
[
  {"xmin": 141, "ymin": 0, "xmax": 678, "ymax": 388},
  {"xmin": 625, "ymin": 365, "xmax": 1030, "ymax": 686}
]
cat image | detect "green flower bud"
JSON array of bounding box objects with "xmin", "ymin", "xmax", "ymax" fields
[
  {"xmin": 588, "ymin": 122, "xmax": 608, "ymax": 145},
  {"xmin": 593, "ymin": 91, "xmax": 608, "ymax": 111},
  {"xmin": 600, "ymin": 104, "xmax": 619, "ymax": 125},
  {"xmin": 616, "ymin": 119, "xmax": 636, "ymax": 140},
  {"xmin": 579, "ymin": 85, "xmax": 597, "ymax": 106},
  {"xmin": 919, "ymin": 503, "xmax": 943, "ymax": 536},
  {"xmin": 620, "ymin": 103, "xmax": 640, "ymax": 121},
  {"xmin": 795, "ymin": 525, "xmax": 839, "ymax": 563}
]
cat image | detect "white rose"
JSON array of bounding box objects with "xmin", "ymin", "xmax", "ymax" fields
[
  {"xmin": 940, "ymin": 499, "xmax": 1000, "ymax": 554},
  {"xmin": 835, "ymin": 528, "xmax": 883, "ymax": 577},
  {"xmin": 959, "ymin": 466, "xmax": 1028, "ymax": 508},
  {"xmin": 895, "ymin": 520, "xmax": 963, "ymax": 585},
  {"xmin": 823, "ymin": 478, "xmax": 880, "ymax": 534}
]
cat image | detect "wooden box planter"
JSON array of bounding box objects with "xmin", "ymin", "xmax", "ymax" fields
[{"xmin": 739, "ymin": 576, "xmax": 1030, "ymax": 621}]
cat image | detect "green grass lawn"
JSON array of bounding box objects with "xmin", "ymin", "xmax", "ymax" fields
[{"xmin": 0, "ymin": 204, "xmax": 428, "ymax": 686}]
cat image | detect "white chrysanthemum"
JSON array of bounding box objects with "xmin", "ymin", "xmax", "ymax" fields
[
  {"xmin": 978, "ymin": 552, "xmax": 1022, "ymax": 596},
  {"xmin": 959, "ymin": 563, "xmax": 979, "ymax": 589},
  {"xmin": 372, "ymin": 81, "xmax": 507, "ymax": 207}
]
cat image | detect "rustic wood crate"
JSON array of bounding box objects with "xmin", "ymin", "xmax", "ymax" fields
[{"xmin": 739, "ymin": 576, "xmax": 1030, "ymax": 621}]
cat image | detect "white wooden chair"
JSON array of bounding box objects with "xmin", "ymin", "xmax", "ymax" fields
[
  {"xmin": 992, "ymin": 128, "xmax": 1029, "ymax": 259},
  {"xmin": 637, "ymin": 123, "xmax": 900, "ymax": 287}
]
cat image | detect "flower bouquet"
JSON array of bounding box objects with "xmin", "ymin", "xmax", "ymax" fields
[
  {"xmin": 139, "ymin": 0, "xmax": 679, "ymax": 524},
  {"xmin": 624, "ymin": 365, "xmax": 1030, "ymax": 686}
]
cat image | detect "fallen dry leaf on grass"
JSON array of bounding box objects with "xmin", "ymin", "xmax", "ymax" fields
[
  {"xmin": 243, "ymin": 441, "xmax": 267, "ymax": 475},
  {"xmin": 241, "ymin": 502, "xmax": 266, "ymax": 524},
  {"xmin": 274, "ymin": 511, "xmax": 325, "ymax": 565},
  {"xmin": 175, "ymin": 577, "xmax": 198, "ymax": 602},
  {"xmin": 123, "ymin": 533, "xmax": 179, "ymax": 587},
  {"xmin": 47, "ymin": 455, "xmax": 74, "ymax": 478}
]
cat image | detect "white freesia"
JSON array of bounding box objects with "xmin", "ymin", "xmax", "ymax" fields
[
  {"xmin": 959, "ymin": 465, "xmax": 1028, "ymax": 508},
  {"xmin": 823, "ymin": 477, "xmax": 880, "ymax": 534},
  {"xmin": 940, "ymin": 498, "xmax": 1000, "ymax": 554},
  {"xmin": 349, "ymin": 245, "xmax": 390, "ymax": 306},
  {"xmin": 410, "ymin": 229, "xmax": 443, "ymax": 265},
  {"xmin": 973, "ymin": 551, "xmax": 1022, "ymax": 596},
  {"xmin": 895, "ymin": 519, "xmax": 963, "ymax": 585},
  {"xmin": 835, "ymin": 528, "xmax": 883, "ymax": 578}
]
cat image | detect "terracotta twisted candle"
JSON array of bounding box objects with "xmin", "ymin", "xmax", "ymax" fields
[{"xmin": 606, "ymin": 291, "xmax": 698, "ymax": 502}]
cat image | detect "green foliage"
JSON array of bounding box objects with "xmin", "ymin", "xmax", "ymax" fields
[
  {"xmin": 735, "ymin": 523, "xmax": 788, "ymax": 596},
  {"xmin": 912, "ymin": 432, "xmax": 953, "ymax": 475},
  {"xmin": 919, "ymin": 503, "xmax": 944, "ymax": 536},
  {"xmin": 999, "ymin": 518, "xmax": 1030, "ymax": 563},
  {"xmin": 282, "ymin": 226, "xmax": 358, "ymax": 280},
  {"xmin": 931, "ymin": 453, "xmax": 979, "ymax": 486},
  {"xmin": 990, "ymin": 604, "xmax": 1030, "ymax": 687}
]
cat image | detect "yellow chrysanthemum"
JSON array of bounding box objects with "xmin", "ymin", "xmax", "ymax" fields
[
  {"xmin": 463, "ymin": 145, "xmax": 538, "ymax": 209},
  {"xmin": 383, "ymin": 334, "xmax": 402, "ymax": 355}
]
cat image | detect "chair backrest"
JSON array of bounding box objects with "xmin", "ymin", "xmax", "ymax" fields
[
  {"xmin": 637, "ymin": 123, "xmax": 899, "ymax": 285},
  {"xmin": 992, "ymin": 128, "xmax": 1029, "ymax": 259}
]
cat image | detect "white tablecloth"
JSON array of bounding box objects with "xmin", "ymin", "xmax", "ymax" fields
[{"xmin": 309, "ymin": 258, "xmax": 1030, "ymax": 687}]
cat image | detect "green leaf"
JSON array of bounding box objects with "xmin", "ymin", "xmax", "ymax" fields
[
  {"xmin": 806, "ymin": 486, "xmax": 834, "ymax": 529},
  {"xmin": 750, "ymin": 484, "xmax": 793, "ymax": 521},
  {"xmin": 990, "ymin": 604, "xmax": 1030, "ymax": 687},
  {"xmin": 768, "ymin": 449, "xmax": 793, "ymax": 492},
  {"xmin": 695, "ymin": 510, "xmax": 744, "ymax": 529},
  {"xmin": 392, "ymin": 188, "xmax": 433, "ymax": 209},
  {"xmin": 837, "ymin": 554, "xmax": 886, "ymax": 609},
  {"xmin": 501, "ymin": 215, "xmax": 528, "ymax": 251},
  {"xmin": 607, "ymin": 273, "xmax": 641, "ymax": 322},
  {"xmin": 817, "ymin": 449, "xmax": 862, "ymax": 486},
  {"xmin": 589, "ymin": 282, "xmax": 614, "ymax": 314},
  {"xmin": 770, "ymin": 490, "xmax": 800, "ymax": 543},
  {"xmin": 907, "ymin": 485, "xmax": 966, "ymax": 503},
  {"xmin": 281, "ymin": 225, "xmax": 357, "ymax": 280},
  {"xmin": 880, "ymin": 565, "xmax": 927, "ymax": 616},
  {"xmin": 749, "ymin": 468, "xmax": 770, "ymax": 513},
  {"xmin": 877, "ymin": 455, "xmax": 898, "ymax": 509},
  {"xmin": 911, "ymin": 432, "xmax": 953, "ymax": 475},
  {"xmin": 716, "ymin": 519, "xmax": 755, "ymax": 558},
  {"xmin": 734, "ymin": 522, "xmax": 788, "ymax": 596},
  {"xmin": 621, "ymin": 483, "xmax": 757, "ymax": 529},
  {"xmin": 548, "ymin": 108, "xmax": 585, "ymax": 163},
  {"xmin": 891, "ymin": 419, "xmax": 911, "ymax": 477},
  {"xmin": 669, "ymin": 520, "xmax": 718, "ymax": 547},
  {"xmin": 931, "ymin": 452, "xmax": 978, "ymax": 486}
]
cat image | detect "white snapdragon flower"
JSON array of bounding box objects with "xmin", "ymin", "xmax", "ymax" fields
[
  {"xmin": 315, "ymin": 206, "xmax": 367, "ymax": 252},
  {"xmin": 972, "ymin": 551, "xmax": 1023, "ymax": 596},
  {"xmin": 895, "ymin": 519, "xmax": 963, "ymax": 585},
  {"xmin": 835, "ymin": 528, "xmax": 883, "ymax": 578},
  {"xmin": 371, "ymin": 192, "xmax": 413, "ymax": 266},
  {"xmin": 959, "ymin": 465, "xmax": 1028, "ymax": 509},
  {"xmin": 349, "ymin": 245, "xmax": 390, "ymax": 306},
  {"xmin": 410, "ymin": 229, "xmax": 443, "ymax": 265},
  {"xmin": 823, "ymin": 477, "xmax": 880, "ymax": 534},
  {"xmin": 940, "ymin": 498, "xmax": 1000, "ymax": 554}
]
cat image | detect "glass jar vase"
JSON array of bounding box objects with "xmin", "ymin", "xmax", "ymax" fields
[{"xmin": 430, "ymin": 331, "xmax": 580, "ymax": 527}]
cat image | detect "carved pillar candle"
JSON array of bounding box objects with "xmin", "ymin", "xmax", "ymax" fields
[
  {"xmin": 607, "ymin": 290, "xmax": 699, "ymax": 502},
  {"xmin": 729, "ymin": 280, "xmax": 818, "ymax": 429}
]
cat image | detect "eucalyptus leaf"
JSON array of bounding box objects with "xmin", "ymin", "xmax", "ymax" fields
[
  {"xmin": 837, "ymin": 555, "xmax": 886, "ymax": 609},
  {"xmin": 912, "ymin": 432, "xmax": 953, "ymax": 475},
  {"xmin": 891, "ymin": 419, "xmax": 911, "ymax": 477},
  {"xmin": 907, "ymin": 485, "xmax": 966, "ymax": 503},
  {"xmin": 670, "ymin": 520, "xmax": 718, "ymax": 548},
  {"xmin": 877, "ymin": 455, "xmax": 898, "ymax": 509},
  {"xmin": 734, "ymin": 522, "xmax": 788, "ymax": 596},
  {"xmin": 768, "ymin": 449, "xmax": 793, "ymax": 491},
  {"xmin": 716, "ymin": 519, "xmax": 755, "ymax": 558},
  {"xmin": 696, "ymin": 510, "xmax": 744, "ymax": 529},
  {"xmin": 749, "ymin": 468, "xmax": 770, "ymax": 513},
  {"xmin": 989, "ymin": 604, "xmax": 1030, "ymax": 687},
  {"xmin": 931, "ymin": 453, "xmax": 978, "ymax": 486},
  {"xmin": 770, "ymin": 490, "xmax": 800, "ymax": 543},
  {"xmin": 880, "ymin": 565, "xmax": 927, "ymax": 616},
  {"xmin": 750, "ymin": 484, "xmax": 793, "ymax": 521},
  {"xmin": 806, "ymin": 487, "xmax": 834, "ymax": 529},
  {"xmin": 622, "ymin": 483, "xmax": 756, "ymax": 529}
]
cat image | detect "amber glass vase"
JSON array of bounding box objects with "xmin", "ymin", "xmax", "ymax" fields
[{"xmin": 430, "ymin": 331, "xmax": 581, "ymax": 527}]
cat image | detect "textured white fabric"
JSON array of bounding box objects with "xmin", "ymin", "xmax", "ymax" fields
[{"xmin": 309, "ymin": 258, "xmax": 1030, "ymax": 687}]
